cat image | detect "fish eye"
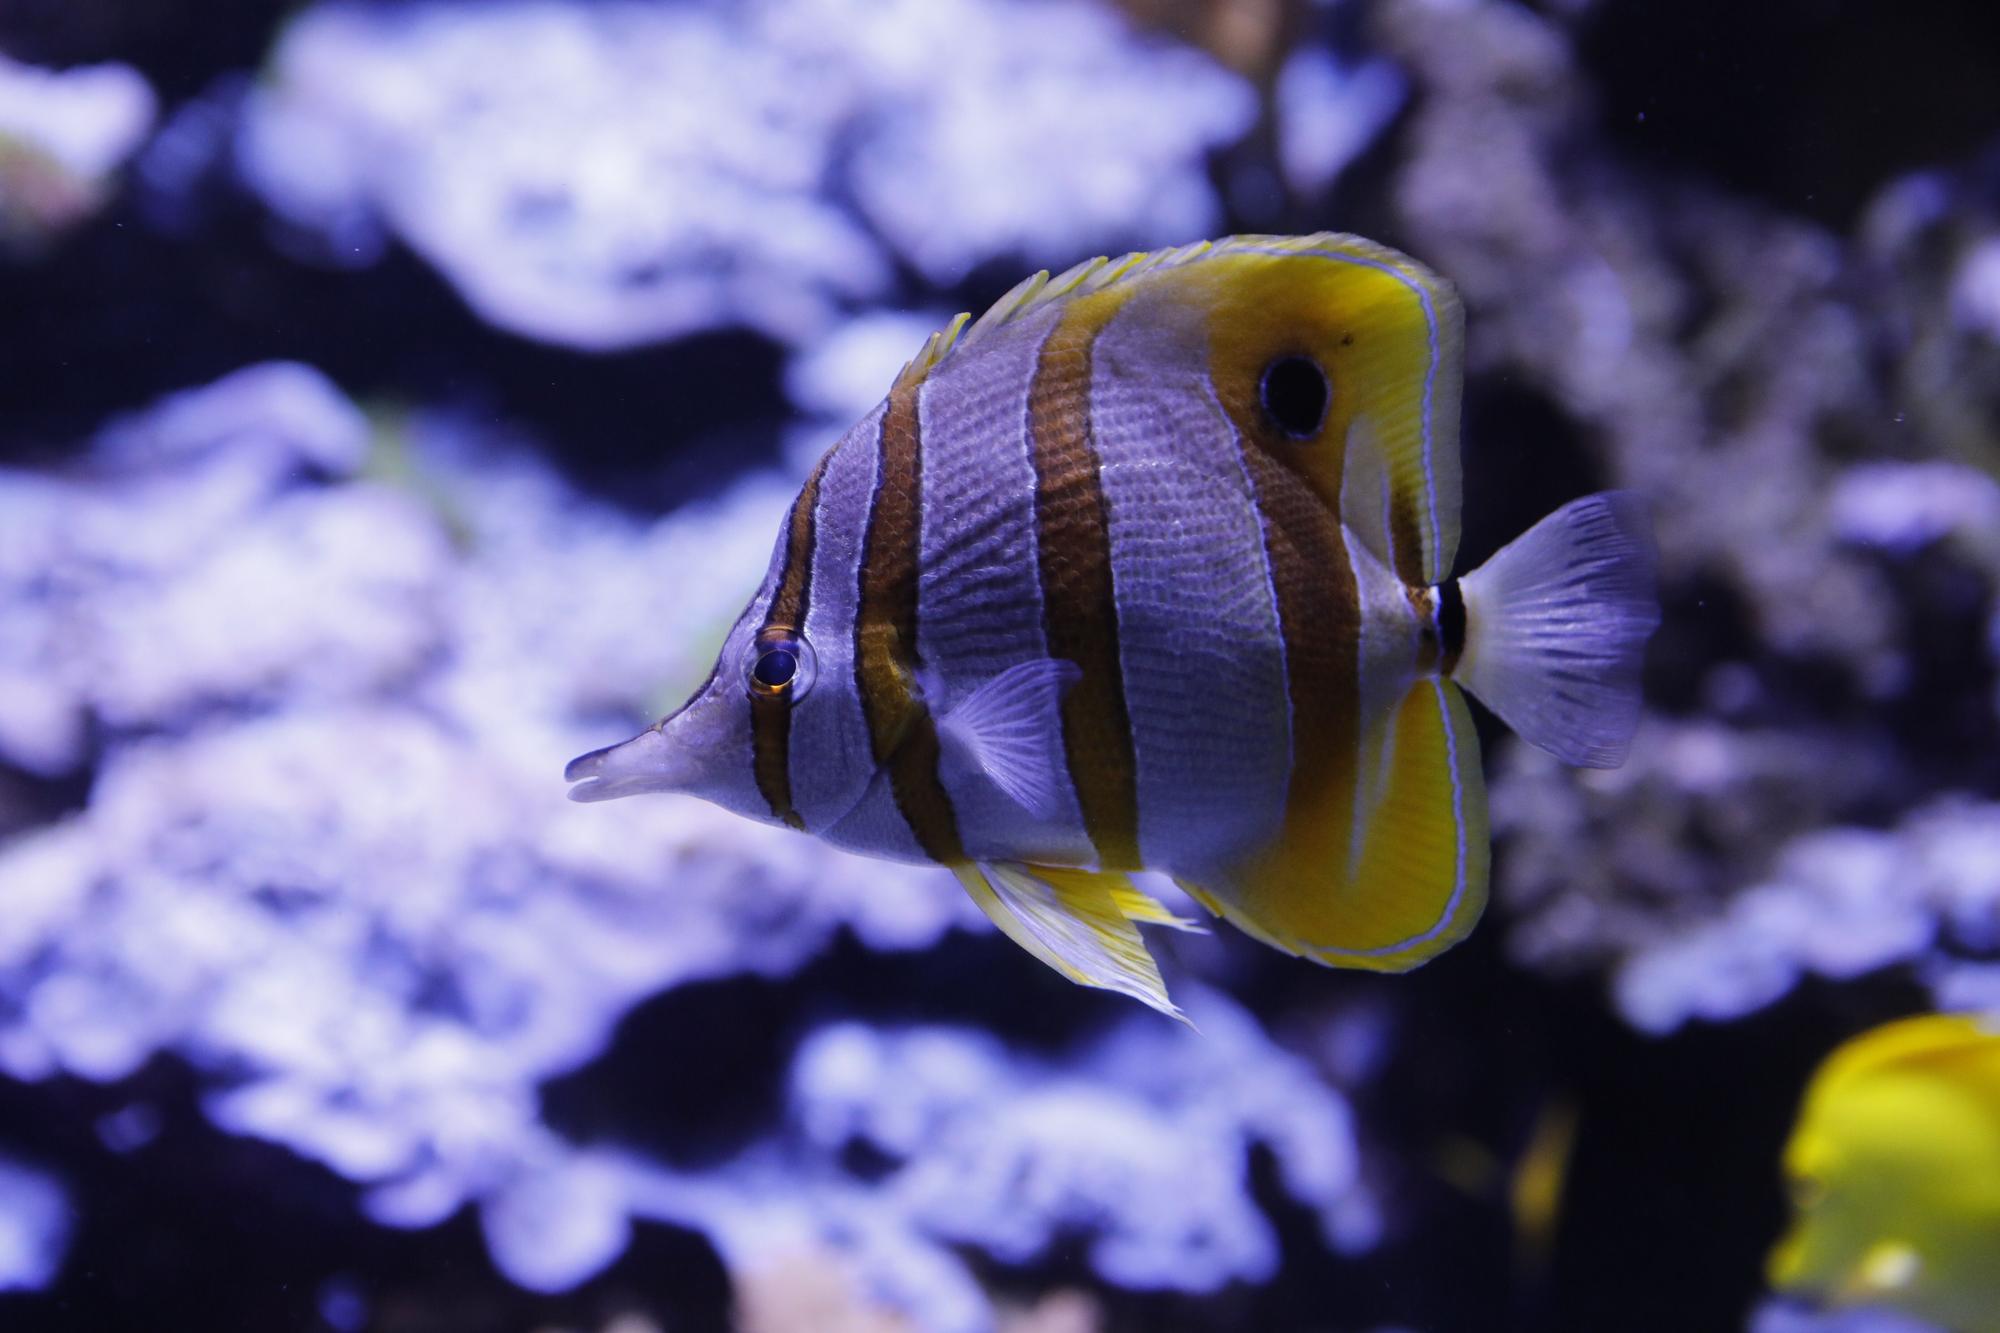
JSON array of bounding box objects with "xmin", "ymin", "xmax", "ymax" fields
[
  {"xmin": 745, "ymin": 628, "xmax": 817, "ymax": 702},
  {"xmin": 754, "ymin": 649, "xmax": 796, "ymax": 689},
  {"xmin": 1260, "ymin": 355, "xmax": 1330, "ymax": 439}
]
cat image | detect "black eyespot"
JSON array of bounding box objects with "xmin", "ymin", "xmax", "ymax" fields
[
  {"xmin": 752, "ymin": 648, "xmax": 797, "ymax": 689},
  {"xmin": 1260, "ymin": 355, "xmax": 1330, "ymax": 439},
  {"xmin": 744, "ymin": 628, "xmax": 818, "ymax": 701}
]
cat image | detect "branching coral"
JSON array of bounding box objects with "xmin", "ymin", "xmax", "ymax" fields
[
  {"xmin": 0, "ymin": 364, "xmax": 979, "ymax": 1286},
  {"xmin": 606, "ymin": 987, "xmax": 1373, "ymax": 1332},
  {"xmin": 235, "ymin": 0, "xmax": 1255, "ymax": 349}
]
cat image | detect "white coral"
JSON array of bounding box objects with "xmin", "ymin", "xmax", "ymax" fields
[
  {"xmin": 602, "ymin": 987, "xmax": 1374, "ymax": 1331},
  {"xmin": 237, "ymin": 0, "xmax": 1256, "ymax": 348},
  {"xmin": 1615, "ymin": 802, "xmax": 2000, "ymax": 1034},
  {"xmin": 0, "ymin": 364, "xmax": 979, "ymax": 1289},
  {"xmin": 0, "ymin": 52, "xmax": 155, "ymax": 240},
  {"xmin": 0, "ymin": 1156, "xmax": 69, "ymax": 1294}
]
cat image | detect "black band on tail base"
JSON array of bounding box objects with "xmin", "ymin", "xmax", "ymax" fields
[{"xmin": 1438, "ymin": 578, "xmax": 1466, "ymax": 676}]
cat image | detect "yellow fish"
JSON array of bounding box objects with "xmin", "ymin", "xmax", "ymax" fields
[
  {"xmin": 566, "ymin": 233, "xmax": 1658, "ymax": 1017},
  {"xmin": 1770, "ymin": 1013, "xmax": 2000, "ymax": 1331}
]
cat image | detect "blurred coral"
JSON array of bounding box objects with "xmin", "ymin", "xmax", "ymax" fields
[
  {"xmin": 0, "ymin": 53, "xmax": 154, "ymax": 249},
  {"xmin": 0, "ymin": 1156, "xmax": 68, "ymax": 1294},
  {"xmin": 733, "ymin": 1247, "xmax": 920, "ymax": 1333},
  {"xmin": 0, "ymin": 364, "xmax": 979, "ymax": 1289},
  {"xmin": 614, "ymin": 986, "xmax": 1372, "ymax": 1331},
  {"xmin": 1614, "ymin": 801, "xmax": 2000, "ymax": 1033},
  {"xmin": 234, "ymin": 0, "xmax": 1255, "ymax": 348}
]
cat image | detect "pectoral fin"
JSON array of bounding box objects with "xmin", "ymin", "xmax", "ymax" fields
[
  {"xmin": 935, "ymin": 659, "xmax": 1080, "ymax": 818},
  {"xmin": 953, "ymin": 862, "xmax": 1192, "ymax": 1021}
]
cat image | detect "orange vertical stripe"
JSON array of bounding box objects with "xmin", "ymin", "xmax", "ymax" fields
[
  {"xmin": 854, "ymin": 382, "xmax": 965, "ymax": 863},
  {"xmin": 1028, "ymin": 307, "xmax": 1142, "ymax": 870},
  {"xmin": 750, "ymin": 454, "xmax": 828, "ymax": 830},
  {"xmin": 1235, "ymin": 419, "xmax": 1363, "ymax": 906}
]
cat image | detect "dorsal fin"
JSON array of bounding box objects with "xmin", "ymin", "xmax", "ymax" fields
[
  {"xmin": 890, "ymin": 248, "xmax": 1164, "ymax": 390},
  {"xmin": 900, "ymin": 231, "xmax": 1352, "ymax": 386},
  {"xmin": 890, "ymin": 311, "xmax": 970, "ymax": 392},
  {"xmin": 892, "ymin": 237, "xmax": 1232, "ymax": 386},
  {"xmin": 891, "ymin": 234, "xmax": 1410, "ymax": 390}
]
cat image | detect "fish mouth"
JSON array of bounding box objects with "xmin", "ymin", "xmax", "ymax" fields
[
  {"xmin": 562, "ymin": 744, "xmax": 621, "ymax": 802},
  {"xmin": 563, "ymin": 727, "xmax": 684, "ymax": 802}
]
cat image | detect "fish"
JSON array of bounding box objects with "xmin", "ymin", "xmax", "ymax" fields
[
  {"xmin": 1429, "ymin": 1094, "xmax": 1577, "ymax": 1276},
  {"xmin": 1511, "ymin": 1096, "xmax": 1579, "ymax": 1274},
  {"xmin": 1769, "ymin": 1012, "xmax": 2000, "ymax": 1332},
  {"xmin": 565, "ymin": 233, "xmax": 1659, "ymax": 1018}
]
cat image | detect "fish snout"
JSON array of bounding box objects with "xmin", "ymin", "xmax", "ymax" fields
[{"xmin": 563, "ymin": 726, "xmax": 688, "ymax": 802}]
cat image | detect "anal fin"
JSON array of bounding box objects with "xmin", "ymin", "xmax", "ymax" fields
[
  {"xmin": 1108, "ymin": 878, "xmax": 1203, "ymax": 933},
  {"xmin": 1180, "ymin": 678, "xmax": 1490, "ymax": 973},
  {"xmin": 952, "ymin": 862, "xmax": 1190, "ymax": 1021}
]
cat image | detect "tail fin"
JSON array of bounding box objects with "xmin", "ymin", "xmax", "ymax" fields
[{"xmin": 1454, "ymin": 492, "xmax": 1659, "ymax": 769}]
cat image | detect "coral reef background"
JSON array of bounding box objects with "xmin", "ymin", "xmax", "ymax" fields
[{"xmin": 2, "ymin": 0, "xmax": 1999, "ymax": 1330}]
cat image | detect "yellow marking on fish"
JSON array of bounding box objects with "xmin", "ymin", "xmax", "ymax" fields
[
  {"xmin": 1107, "ymin": 880, "xmax": 1201, "ymax": 931},
  {"xmin": 1770, "ymin": 1013, "xmax": 2000, "ymax": 1333},
  {"xmin": 954, "ymin": 862, "xmax": 1185, "ymax": 1020},
  {"xmin": 898, "ymin": 231, "xmax": 1461, "ymax": 584},
  {"xmin": 1200, "ymin": 678, "xmax": 1486, "ymax": 970},
  {"xmin": 1230, "ymin": 440, "xmax": 1365, "ymax": 934},
  {"xmin": 1180, "ymin": 237, "xmax": 1461, "ymax": 584}
]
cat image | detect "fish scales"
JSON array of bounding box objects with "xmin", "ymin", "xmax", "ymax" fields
[
  {"xmin": 1087, "ymin": 286, "xmax": 1292, "ymax": 883},
  {"xmin": 916, "ymin": 306, "xmax": 1093, "ymax": 866}
]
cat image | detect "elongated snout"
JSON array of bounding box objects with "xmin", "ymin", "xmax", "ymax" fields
[
  {"xmin": 564, "ymin": 726, "xmax": 692, "ymax": 802},
  {"xmin": 565, "ymin": 675, "xmax": 750, "ymax": 805}
]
